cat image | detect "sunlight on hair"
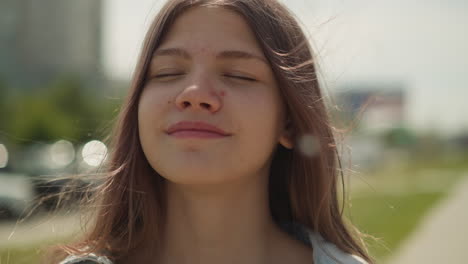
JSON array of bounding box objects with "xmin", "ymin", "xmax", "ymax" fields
[
  {"xmin": 0, "ymin": 143, "xmax": 8, "ymax": 168},
  {"xmin": 298, "ymin": 134, "xmax": 319, "ymax": 157},
  {"xmin": 49, "ymin": 140, "xmax": 75, "ymax": 168},
  {"xmin": 82, "ymin": 140, "xmax": 108, "ymax": 167}
]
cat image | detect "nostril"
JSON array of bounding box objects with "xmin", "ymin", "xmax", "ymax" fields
[
  {"xmin": 183, "ymin": 101, "xmax": 191, "ymax": 107},
  {"xmin": 200, "ymin": 102, "xmax": 210, "ymax": 109}
]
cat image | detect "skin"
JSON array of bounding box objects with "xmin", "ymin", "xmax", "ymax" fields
[{"xmin": 138, "ymin": 6, "xmax": 312, "ymax": 264}]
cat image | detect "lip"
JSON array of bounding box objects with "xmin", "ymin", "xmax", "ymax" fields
[{"xmin": 166, "ymin": 121, "xmax": 231, "ymax": 138}]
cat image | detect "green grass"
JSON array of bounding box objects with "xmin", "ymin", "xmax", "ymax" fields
[
  {"xmin": 0, "ymin": 238, "xmax": 71, "ymax": 264},
  {"xmin": 0, "ymin": 245, "xmax": 42, "ymax": 264},
  {"xmin": 347, "ymin": 191, "xmax": 445, "ymax": 262}
]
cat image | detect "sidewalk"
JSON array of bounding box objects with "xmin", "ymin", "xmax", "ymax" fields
[
  {"xmin": 0, "ymin": 212, "xmax": 81, "ymax": 248},
  {"xmin": 387, "ymin": 173, "xmax": 468, "ymax": 264}
]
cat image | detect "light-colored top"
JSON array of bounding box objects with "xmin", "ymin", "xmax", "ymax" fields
[
  {"xmin": 59, "ymin": 252, "xmax": 113, "ymax": 264},
  {"xmin": 307, "ymin": 230, "xmax": 368, "ymax": 264}
]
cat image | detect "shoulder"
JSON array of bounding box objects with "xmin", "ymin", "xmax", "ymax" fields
[
  {"xmin": 308, "ymin": 231, "xmax": 368, "ymax": 264},
  {"xmin": 278, "ymin": 221, "xmax": 368, "ymax": 264},
  {"xmin": 58, "ymin": 252, "xmax": 114, "ymax": 264}
]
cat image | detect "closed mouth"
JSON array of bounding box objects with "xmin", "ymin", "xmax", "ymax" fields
[{"xmin": 166, "ymin": 121, "xmax": 230, "ymax": 136}]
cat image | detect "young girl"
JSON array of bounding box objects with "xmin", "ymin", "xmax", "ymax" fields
[{"xmin": 55, "ymin": 0, "xmax": 372, "ymax": 263}]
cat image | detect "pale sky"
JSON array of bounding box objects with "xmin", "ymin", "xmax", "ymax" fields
[{"xmin": 102, "ymin": 0, "xmax": 468, "ymax": 136}]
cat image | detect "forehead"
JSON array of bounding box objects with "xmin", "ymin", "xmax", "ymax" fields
[{"xmin": 157, "ymin": 6, "xmax": 263, "ymax": 55}]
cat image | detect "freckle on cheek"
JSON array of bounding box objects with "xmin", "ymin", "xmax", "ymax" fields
[{"xmin": 167, "ymin": 100, "xmax": 171, "ymax": 104}]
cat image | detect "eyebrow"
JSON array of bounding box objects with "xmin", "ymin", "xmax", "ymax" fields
[{"xmin": 152, "ymin": 47, "xmax": 268, "ymax": 64}]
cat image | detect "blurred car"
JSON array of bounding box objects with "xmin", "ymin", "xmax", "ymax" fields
[{"xmin": 0, "ymin": 172, "xmax": 34, "ymax": 220}]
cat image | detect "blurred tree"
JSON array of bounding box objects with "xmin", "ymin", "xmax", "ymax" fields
[
  {"xmin": 3, "ymin": 75, "xmax": 122, "ymax": 146},
  {"xmin": 0, "ymin": 79, "xmax": 12, "ymax": 141},
  {"xmin": 0, "ymin": 79, "xmax": 6, "ymax": 123},
  {"xmin": 382, "ymin": 127, "xmax": 416, "ymax": 148},
  {"xmin": 8, "ymin": 95, "xmax": 80, "ymax": 143}
]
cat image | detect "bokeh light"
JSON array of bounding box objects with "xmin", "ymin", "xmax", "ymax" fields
[
  {"xmin": 0, "ymin": 144, "xmax": 8, "ymax": 168},
  {"xmin": 49, "ymin": 140, "xmax": 75, "ymax": 168},
  {"xmin": 298, "ymin": 134, "xmax": 319, "ymax": 157},
  {"xmin": 82, "ymin": 140, "xmax": 108, "ymax": 167}
]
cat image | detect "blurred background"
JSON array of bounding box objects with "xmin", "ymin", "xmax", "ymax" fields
[{"xmin": 0, "ymin": 0, "xmax": 467, "ymax": 263}]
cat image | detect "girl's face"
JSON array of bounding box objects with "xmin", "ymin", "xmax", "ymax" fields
[{"xmin": 138, "ymin": 6, "xmax": 293, "ymax": 185}]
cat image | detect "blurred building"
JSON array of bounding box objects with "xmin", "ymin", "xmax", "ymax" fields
[
  {"xmin": 0, "ymin": 0, "xmax": 103, "ymax": 88},
  {"xmin": 336, "ymin": 83, "xmax": 406, "ymax": 133},
  {"xmin": 335, "ymin": 83, "xmax": 408, "ymax": 169}
]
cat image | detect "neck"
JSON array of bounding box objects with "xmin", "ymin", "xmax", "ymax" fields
[{"xmin": 157, "ymin": 173, "xmax": 283, "ymax": 264}]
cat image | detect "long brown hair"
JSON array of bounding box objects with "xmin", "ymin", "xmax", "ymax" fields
[{"xmin": 49, "ymin": 0, "xmax": 372, "ymax": 263}]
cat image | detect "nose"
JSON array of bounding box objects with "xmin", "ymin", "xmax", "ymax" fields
[{"xmin": 174, "ymin": 74, "xmax": 222, "ymax": 113}]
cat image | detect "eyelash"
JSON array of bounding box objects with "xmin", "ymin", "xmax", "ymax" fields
[{"xmin": 152, "ymin": 73, "xmax": 257, "ymax": 82}]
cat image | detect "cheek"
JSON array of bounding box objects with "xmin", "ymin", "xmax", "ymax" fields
[
  {"xmin": 138, "ymin": 87, "xmax": 169, "ymax": 136},
  {"xmin": 237, "ymin": 89, "xmax": 284, "ymax": 138},
  {"xmin": 138, "ymin": 90, "xmax": 154, "ymax": 128}
]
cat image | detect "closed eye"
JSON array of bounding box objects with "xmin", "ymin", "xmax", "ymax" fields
[
  {"xmin": 224, "ymin": 74, "xmax": 257, "ymax": 82},
  {"xmin": 153, "ymin": 73, "xmax": 185, "ymax": 78}
]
